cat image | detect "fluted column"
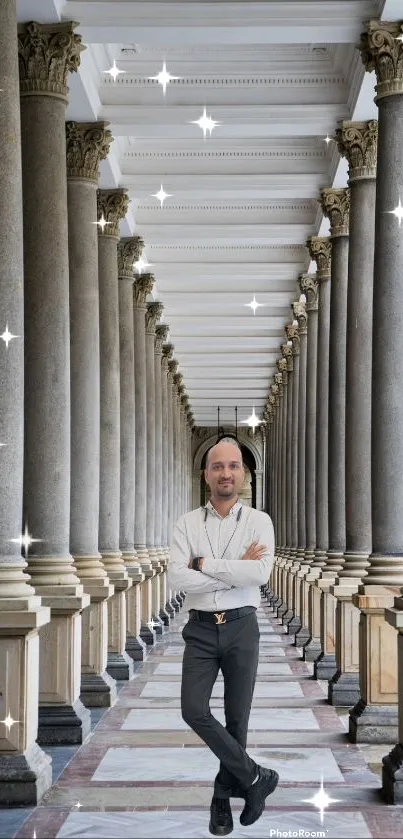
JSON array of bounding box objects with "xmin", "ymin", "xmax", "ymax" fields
[
  {"xmin": 295, "ymin": 274, "xmax": 318, "ymax": 647},
  {"xmin": 19, "ymin": 20, "xmax": 91, "ymax": 746},
  {"xmin": 330, "ymin": 122, "xmax": 377, "ymax": 706},
  {"xmin": 283, "ymin": 321, "xmax": 301, "ymax": 630},
  {"xmin": 272, "ymin": 373, "xmax": 284, "ymax": 606},
  {"xmin": 290, "ymin": 302, "xmax": 308, "ymax": 638},
  {"xmin": 0, "ymin": 2, "xmax": 51, "ymax": 803},
  {"xmin": 155, "ymin": 324, "xmax": 170, "ymax": 628},
  {"xmin": 278, "ymin": 346, "xmax": 293, "ymax": 618},
  {"xmin": 350, "ymin": 20, "xmax": 403, "ymax": 751},
  {"xmin": 97, "ymin": 190, "xmax": 133, "ymax": 682},
  {"xmin": 66, "ymin": 122, "xmax": 117, "ymax": 707},
  {"xmin": 117, "ymin": 238, "xmax": 146, "ymax": 663}
]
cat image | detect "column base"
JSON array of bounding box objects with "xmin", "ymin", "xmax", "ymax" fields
[
  {"xmin": 165, "ymin": 600, "xmax": 176, "ymax": 617},
  {"xmin": 382, "ymin": 743, "xmax": 403, "ymax": 804},
  {"xmin": 287, "ymin": 615, "xmax": 302, "ymax": 637},
  {"xmin": 37, "ymin": 699, "xmax": 91, "ymax": 746},
  {"xmin": 303, "ymin": 637, "xmax": 322, "ymax": 661},
  {"xmin": 281, "ymin": 609, "xmax": 294, "ymax": 625},
  {"xmin": 313, "ymin": 653, "xmax": 337, "ymax": 681},
  {"xmin": 140, "ymin": 623, "xmax": 157, "ymax": 646},
  {"xmin": 80, "ymin": 671, "xmax": 117, "ymax": 708},
  {"xmin": 328, "ymin": 671, "xmax": 360, "ymax": 707},
  {"xmin": 294, "ymin": 625, "xmax": 310, "ymax": 647},
  {"xmin": 159, "ymin": 607, "xmax": 171, "ymax": 626},
  {"xmin": 0, "ymin": 742, "xmax": 52, "ymax": 806},
  {"xmin": 349, "ymin": 698, "xmax": 398, "ymax": 744},
  {"xmin": 170, "ymin": 596, "xmax": 181, "ymax": 613},
  {"xmin": 151, "ymin": 615, "xmax": 166, "ymax": 635},
  {"xmin": 277, "ymin": 602, "xmax": 288, "ymax": 618},
  {"xmin": 106, "ymin": 651, "xmax": 134, "ymax": 681},
  {"xmin": 126, "ymin": 634, "xmax": 147, "ymax": 661}
]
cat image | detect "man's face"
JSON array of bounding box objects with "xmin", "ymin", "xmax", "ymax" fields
[{"xmin": 205, "ymin": 442, "xmax": 245, "ymax": 500}]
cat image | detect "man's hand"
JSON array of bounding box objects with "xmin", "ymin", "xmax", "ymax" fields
[
  {"xmin": 188, "ymin": 558, "xmax": 204, "ymax": 570},
  {"xmin": 241, "ymin": 541, "xmax": 267, "ymax": 561}
]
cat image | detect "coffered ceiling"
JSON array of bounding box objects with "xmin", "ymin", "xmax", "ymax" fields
[{"xmin": 17, "ymin": 0, "xmax": 400, "ymax": 425}]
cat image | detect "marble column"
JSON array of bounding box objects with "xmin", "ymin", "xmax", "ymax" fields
[
  {"xmin": 155, "ymin": 323, "xmax": 171, "ymax": 627},
  {"xmin": 117, "ymin": 238, "xmax": 146, "ymax": 663},
  {"xmin": 314, "ymin": 191, "xmax": 350, "ymax": 681},
  {"xmin": 350, "ymin": 19, "xmax": 403, "ymax": 748},
  {"xmin": 0, "ymin": 2, "xmax": 52, "ymax": 803},
  {"xmin": 283, "ymin": 322, "xmax": 300, "ymax": 630},
  {"xmin": 66, "ymin": 121, "xmax": 117, "ymax": 708},
  {"xmin": 278, "ymin": 346, "xmax": 293, "ymax": 618},
  {"xmin": 19, "ymin": 20, "xmax": 91, "ymax": 746},
  {"xmin": 97, "ymin": 190, "xmax": 133, "ymax": 682},
  {"xmin": 133, "ymin": 275, "xmax": 156, "ymax": 644},
  {"xmin": 290, "ymin": 302, "xmax": 308, "ymax": 638},
  {"xmin": 295, "ymin": 274, "xmax": 318, "ymax": 648},
  {"xmin": 330, "ymin": 121, "xmax": 377, "ymax": 706},
  {"xmin": 272, "ymin": 372, "xmax": 284, "ymax": 606},
  {"xmin": 161, "ymin": 344, "xmax": 171, "ymax": 559}
]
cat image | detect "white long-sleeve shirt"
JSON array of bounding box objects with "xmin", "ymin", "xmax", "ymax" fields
[{"xmin": 168, "ymin": 500, "xmax": 275, "ymax": 612}]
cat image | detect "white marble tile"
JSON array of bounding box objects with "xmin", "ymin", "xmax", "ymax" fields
[
  {"xmin": 163, "ymin": 647, "xmax": 184, "ymax": 656},
  {"xmin": 259, "ymin": 647, "xmax": 286, "ymax": 656},
  {"xmin": 58, "ymin": 809, "xmax": 371, "ymax": 839},
  {"xmin": 92, "ymin": 746, "xmax": 344, "ymax": 783},
  {"xmin": 153, "ymin": 662, "xmax": 292, "ymax": 676},
  {"xmin": 121, "ymin": 707, "xmax": 318, "ymax": 731},
  {"xmin": 140, "ymin": 681, "xmax": 303, "ymax": 699}
]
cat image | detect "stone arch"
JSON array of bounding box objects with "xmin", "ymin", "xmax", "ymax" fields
[
  {"xmin": 192, "ymin": 431, "xmax": 264, "ymax": 510},
  {"xmin": 193, "ymin": 431, "xmax": 262, "ymax": 472}
]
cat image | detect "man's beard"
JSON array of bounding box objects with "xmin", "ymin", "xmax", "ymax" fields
[{"xmin": 216, "ymin": 482, "xmax": 236, "ymax": 496}]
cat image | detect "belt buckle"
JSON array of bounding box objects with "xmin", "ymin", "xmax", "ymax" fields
[{"xmin": 214, "ymin": 611, "xmax": 226, "ymax": 625}]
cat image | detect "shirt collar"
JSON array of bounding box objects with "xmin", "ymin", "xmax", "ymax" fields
[{"xmin": 205, "ymin": 499, "xmax": 243, "ymax": 520}]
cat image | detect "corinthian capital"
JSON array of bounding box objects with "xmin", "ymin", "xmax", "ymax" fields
[
  {"xmin": 274, "ymin": 372, "xmax": 283, "ymax": 396},
  {"xmin": 168, "ymin": 358, "xmax": 179, "ymax": 379},
  {"xmin": 292, "ymin": 300, "xmax": 308, "ymax": 334},
  {"xmin": 299, "ymin": 272, "xmax": 319, "ymax": 310},
  {"xmin": 118, "ymin": 237, "xmax": 144, "ymax": 280},
  {"xmin": 145, "ymin": 301, "xmax": 163, "ymax": 334},
  {"xmin": 306, "ymin": 237, "xmax": 332, "ymax": 282},
  {"xmin": 281, "ymin": 342, "xmax": 293, "ymax": 371},
  {"xmin": 320, "ymin": 188, "xmax": 350, "ymax": 237},
  {"xmin": 335, "ymin": 120, "xmax": 378, "ymax": 182},
  {"xmin": 360, "ymin": 20, "xmax": 403, "ymax": 100},
  {"xmin": 285, "ymin": 321, "xmax": 300, "ymax": 355},
  {"xmin": 155, "ymin": 324, "xmax": 170, "ymax": 354},
  {"xmin": 66, "ymin": 122, "xmax": 113, "ymax": 182},
  {"xmin": 18, "ymin": 21, "xmax": 83, "ymax": 99},
  {"xmin": 97, "ymin": 189, "xmax": 129, "ymax": 238},
  {"xmin": 133, "ymin": 273, "xmax": 154, "ymax": 308}
]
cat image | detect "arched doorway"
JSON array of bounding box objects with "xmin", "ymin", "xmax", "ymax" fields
[{"xmin": 199, "ymin": 441, "xmax": 257, "ymax": 508}]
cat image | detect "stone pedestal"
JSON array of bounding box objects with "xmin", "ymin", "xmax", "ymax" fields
[
  {"xmin": 383, "ymin": 597, "xmax": 403, "ymax": 803},
  {"xmin": 106, "ymin": 586, "xmax": 134, "ymax": 681},
  {"xmin": 126, "ymin": 581, "xmax": 147, "ymax": 661},
  {"xmin": 329, "ymin": 583, "xmax": 361, "ymax": 706},
  {"xmin": 313, "ymin": 576, "xmax": 337, "ymax": 680},
  {"xmin": 80, "ymin": 595, "xmax": 117, "ymax": 707}
]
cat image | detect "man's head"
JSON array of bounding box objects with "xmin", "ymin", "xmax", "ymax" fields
[{"xmin": 205, "ymin": 437, "xmax": 245, "ymax": 502}]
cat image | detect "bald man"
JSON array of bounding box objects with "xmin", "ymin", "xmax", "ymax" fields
[{"xmin": 168, "ymin": 437, "xmax": 278, "ymax": 836}]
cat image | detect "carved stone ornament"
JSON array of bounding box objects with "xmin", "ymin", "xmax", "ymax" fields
[
  {"xmin": 168, "ymin": 358, "xmax": 179, "ymax": 378},
  {"xmin": 66, "ymin": 121, "xmax": 113, "ymax": 182},
  {"xmin": 320, "ymin": 188, "xmax": 350, "ymax": 237},
  {"xmin": 276, "ymin": 357, "xmax": 288, "ymax": 385},
  {"xmin": 18, "ymin": 21, "xmax": 84, "ymax": 100},
  {"xmin": 97, "ymin": 189, "xmax": 129, "ymax": 238},
  {"xmin": 298, "ymin": 273, "xmax": 319, "ymax": 311},
  {"xmin": 173, "ymin": 372, "xmax": 184, "ymax": 390},
  {"xmin": 359, "ymin": 20, "xmax": 403, "ymax": 101},
  {"xmin": 155, "ymin": 324, "xmax": 170, "ymax": 354},
  {"xmin": 118, "ymin": 237, "xmax": 144, "ymax": 280},
  {"xmin": 145, "ymin": 301, "xmax": 164, "ymax": 334},
  {"xmin": 292, "ymin": 300, "xmax": 308, "ymax": 334},
  {"xmin": 285, "ymin": 321, "xmax": 300, "ymax": 355},
  {"xmin": 271, "ymin": 382, "xmax": 280, "ymax": 406},
  {"xmin": 268, "ymin": 393, "xmax": 276, "ymax": 407},
  {"xmin": 274, "ymin": 370, "xmax": 284, "ymax": 395},
  {"xmin": 281, "ymin": 342, "xmax": 294, "ymax": 372},
  {"xmin": 306, "ymin": 237, "xmax": 332, "ymax": 282},
  {"xmin": 133, "ymin": 273, "xmax": 154, "ymax": 308},
  {"xmin": 335, "ymin": 120, "xmax": 378, "ymax": 182}
]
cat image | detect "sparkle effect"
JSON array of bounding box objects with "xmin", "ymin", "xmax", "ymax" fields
[
  {"xmin": 149, "ymin": 62, "xmax": 180, "ymax": 95},
  {"xmin": 1, "ymin": 712, "xmax": 18, "ymax": 733},
  {"xmin": 0, "ymin": 323, "xmax": 19, "ymax": 349},
  {"xmin": 303, "ymin": 777, "xmax": 340, "ymax": 824},
  {"xmin": 0, "ymin": 443, "xmax": 6, "ymax": 448},
  {"xmin": 245, "ymin": 295, "xmax": 264, "ymax": 316},
  {"xmin": 104, "ymin": 60, "xmax": 125, "ymax": 82},
  {"xmin": 387, "ymin": 197, "xmax": 403, "ymax": 226},
  {"xmin": 323, "ymin": 135, "xmax": 332, "ymax": 145},
  {"xmin": 243, "ymin": 407, "xmax": 261, "ymax": 431},
  {"xmin": 152, "ymin": 185, "xmax": 172, "ymax": 206},
  {"xmin": 94, "ymin": 213, "xmax": 111, "ymax": 233},
  {"xmin": 10, "ymin": 524, "xmax": 42, "ymax": 557},
  {"xmin": 191, "ymin": 107, "xmax": 220, "ymax": 138},
  {"xmin": 134, "ymin": 255, "xmax": 154, "ymax": 275}
]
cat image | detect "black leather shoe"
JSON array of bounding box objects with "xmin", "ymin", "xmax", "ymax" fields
[
  {"xmin": 240, "ymin": 767, "xmax": 279, "ymax": 826},
  {"xmin": 209, "ymin": 796, "xmax": 233, "ymax": 836}
]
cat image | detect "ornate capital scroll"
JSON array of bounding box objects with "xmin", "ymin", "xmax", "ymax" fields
[
  {"xmin": 306, "ymin": 237, "xmax": 332, "ymax": 283},
  {"xmin": 281, "ymin": 342, "xmax": 294, "ymax": 372},
  {"xmin": 18, "ymin": 21, "xmax": 84, "ymax": 100},
  {"xmin": 118, "ymin": 237, "xmax": 144, "ymax": 280},
  {"xmin": 292, "ymin": 300, "xmax": 308, "ymax": 334},
  {"xmin": 145, "ymin": 301, "xmax": 163, "ymax": 334},
  {"xmin": 335, "ymin": 120, "xmax": 378, "ymax": 182},
  {"xmin": 274, "ymin": 372, "xmax": 283, "ymax": 397},
  {"xmin": 66, "ymin": 121, "xmax": 113, "ymax": 182},
  {"xmin": 285, "ymin": 321, "xmax": 300, "ymax": 355},
  {"xmin": 97, "ymin": 189, "xmax": 129, "ymax": 238},
  {"xmin": 299, "ymin": 272, "xmax": 319, "ymax": 311},
  {"xmin": 168, "ymin": 358, "xmax": 179, "ymax": 379},
  {"xmin": 133, "ymin": 273, "xmax": 154, "ymax": 308},
  {"xmin": 320, "ymin": 188, "xmax": 350, "ymax": 237},
  {"xmin": 155, "ymin": 324, "xmax": 170, "ymax": 354},
  {"xmin": 360, "ymin": 20, "xmax": 403, "ymax": 101}
]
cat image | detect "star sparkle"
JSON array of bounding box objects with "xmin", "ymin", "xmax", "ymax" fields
[
  {"xmin": 1, "ymin": 712, "xmax": 18, "ymax": 733},
  {"xmin": 149, "ymin": 62, "xmax": 180, "ymax": 95},
  {"xmin": 104, "ymin": 60, "xmax": 125, "ymax": 82},
  {"xmin": 387, "ymin": 197, "xmax": 403, "ymax": 226},
  {"xmin": 245, "ymin": 295, "xmax": 264, "ymax": 316},
  {"xmin": 152, "ymin": 185, "xmax": 172, "ymax": 206},
  {"xmin": 303, "ymin": 777, "xmax": 340, "ymax": 824},
  {"xmin": 395, "ymin": 32, "xmax": 403, "ymax": 44},
  {"xmin": 323, "ymin": 135, "xmax": 332, "ymax": 145},
  {"xmin": 191, "ymin": 107, "xmax": 220, "ymax": 138},
  {"xmin": 134, "ymin": 255, "xmax": 154, "ymax": 275},
  {"xmin": 0, "ymin": 443, "xmax": 6, "ymax": 448},
  {"xmin": 10, "ymin": 524, "xmax": 42, "ymax": 557},
  {"xmin": 243, "ymin": 407, "xmax": 261, "ymax": 431},
  {"xmin": 93, "ymin": 213, "xmax": 112, "ymax": 233},
  {"xmin": 0, "ymin": 323, "xmax": 19, "ymax": 349}
]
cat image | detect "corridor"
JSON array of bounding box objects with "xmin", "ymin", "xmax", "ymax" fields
[{"xmin": 3, "ymin": 600, "xmax": 400, "ymax": 839}]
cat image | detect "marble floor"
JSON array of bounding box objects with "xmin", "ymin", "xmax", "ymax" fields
[{"xmin": 5, "ymin": 600, "xmax": 403, "ymax": 838}]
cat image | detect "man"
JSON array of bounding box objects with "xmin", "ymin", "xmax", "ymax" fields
[{"xmin": 168, "ymin": 437, "xmax": 279, "ymax": 837}]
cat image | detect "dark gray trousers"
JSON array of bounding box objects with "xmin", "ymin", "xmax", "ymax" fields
[{"xmin": 181, "ymin": 609, "xmax": 260, "ymax": 797}]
